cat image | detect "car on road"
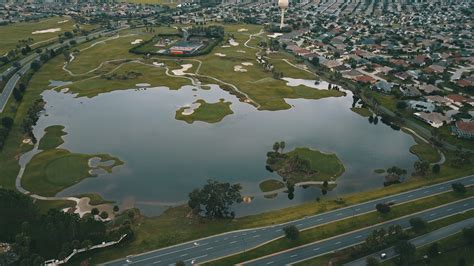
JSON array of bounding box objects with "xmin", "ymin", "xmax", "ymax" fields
[{"xmin": 380, "ymin": 253, "xmax": 387, "ymax": 259}]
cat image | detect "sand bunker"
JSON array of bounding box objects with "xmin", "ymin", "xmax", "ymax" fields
[
  {"xmin": 32, "ymin": 28, "xmax": 61, "ymax": 34},
  {"xmin": 238, "ymin": 28, "xmax": 249, "ymax": 32},
  {"xmin": 181, "ymin": 102, "xmax": 201, "ymax": 116},
  {"xmin": 229, "ymin": 39, "xmax": 239, "ymax": 46},
  {"xmin": 236, "ymin": 50, "xmax": 246, "ymax": 53},
  {"xmin": 57, "ymin": 20, "xmax": 69, "ymax": 24},
  {"xmin": 234, "ymin": 65, "xmax": 247, "ymax": 72},
  {"xmin": 131, "ymin": 39, "xmax": 143, "ymax": 45},
  {"xmin": 268, "ymin": 33, "xmax": 283, "ymax": 38},
  {"xmin": 172, "ymin": 64, "xmax": 193, "ymax": 76},
  {"xmin": 221, "ymin": 45, "xmax": 231, "ymax": 48},
  {"xmin": 242, "ymin": 62, "xmax": 254, "ymax": 66},
  {"xmin": 215, "ymin": 53, "xmax": 227, "ymax": 57},
  {"xmin": 136, "ymin": 83, "xmax": 151, "ymax": 87},
  {"xmin": 60, "ymin": 88, "xmax": 70, "ymax": 93},
  {"xmin": 153, "ymin": 62, "xmax": 165, "ymax": 67}
]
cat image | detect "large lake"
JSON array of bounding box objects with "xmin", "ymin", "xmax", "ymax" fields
[{"xmin": 30, "ymin": 84, "xmax": 418, "ymax": 216}]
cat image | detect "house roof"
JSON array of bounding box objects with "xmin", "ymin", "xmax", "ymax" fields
[{"xmin": 455, "ymin": 121, "xmax": 474, "ymax": 134}]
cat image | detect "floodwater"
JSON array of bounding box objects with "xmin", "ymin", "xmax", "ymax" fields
[{"xmin": 30, "ymin": 83, "xmax": 418, "ymax": 217}]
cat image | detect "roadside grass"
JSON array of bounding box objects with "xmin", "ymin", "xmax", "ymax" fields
[
  {"xmin": 351, "ymin": 107, "xmax": 372, "ymax": 117},
  {"xmin": 0, "ymin": 16, "xmax": 77, "ymax": 55},
  {"xmin": 206, "ymin": 189, "xmax": 474, "ymax": 265},
  {"xmin": 22, "ymin": 148, "xmax": 123, "ymax": 196},
  {"xmin": 175, "ymin": 99, "xmax": 234, "ymax": 124},
  {"xmin": 83, "ymin": 160, "xmax": 473, "ymax": 264},
  {"xmin": 270, "ymin": 147, "xmax": 345, "ymax": 182},
  {"xmin": 259, "ymin": 179, "xmax": 285, "ymax": 193},
  {"xmin": 38, "ymin": 125, "xmax": 66, "ymax": 150},
  {"xmin": 296, "ymin": 210, "xmax": 474, "ymax": 266}
]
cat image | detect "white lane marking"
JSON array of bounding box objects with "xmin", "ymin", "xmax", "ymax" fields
[
  {"xmin": 313, "ymin": 247, "xmax": 320, "ymax": 251},
  {"xmin": 447, "ymin": 208, "xmax": 453, "ymax": 211},
  {"xmin": 233, "ymin": 235, "xmax": 238, "ymax": 238},
  {"xmin": 290, "ymin": 254, "xmax": 298, "ymax": 258},
  {"xmin": 224, "ymin": 238, "xmax": 228, "ymax": 241},
  {"xmin": 430, "ymin": 213, "xmax": 437, "ymax": 216},
  {"xmin": 152, "ymin": 261, "xmax": 161, "ymax": 264},
  {"xmin": 266, "ymin": 262, "xmax": 274, "ymax": 265},
  {"xmin": 407, "ymin": 195, "xmax": 413, "ymax": 198},
  {"xmin": 335, "ymin": 241, "xmax": 341, "ymax": 245},
  {"xmin": 128, "ymin": 244, "xmax": 200, "ymax": 264},
  {"xmin": 424, "ymin": 191, "xmax": 430, "ymax": 194},
  {"xmin": 337, "ymin": 213, "xmax": 343, "ymax": 216},
  {"xmin": 180, "ymin": 254, "xmax": 188, "ymax": 257},
  {"xmin": 355, "ymin": 235, "xmax": 363, "ymax": 239},
  {"xmin": 275, "ymin": 229, "xmax": 280, "ymax": 232},
  {"xmin": 297, "ymin": 224, "xmax": 303, "ymax": 227},
  {"xmin": 355, "ymin": 208, "xmax": 361, "ymax": 211},
  {"xmin": 230, "ymin": 241, "xmax": 237, "ymax": 244},
  {"xmin": 463, "ymin": 204, "xmax": 469, "ymax": 207},
  {"xmin": 253, "ymin": 235, "xmax": 261, "ymax": 238},
  {"xmin": 185, "ymin": 254, "xmax": 208, "ymax": 263},
  {"xmin": 206, "ymin": 247, "xmax": 213, "ymax": 250},
  {"xmin": 317, "ymin": 218, "xmax": 323, "ymax": 221}
]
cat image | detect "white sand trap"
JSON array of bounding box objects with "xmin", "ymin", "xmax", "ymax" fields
[
  {"xmin": 215, "ymin": 53, "xmax": 227, "ymax": 57},
  {"xmin": 131, "ymin": 39, "xmax": 143, "ymax": 45},
  {"xmin": 236, "ymin": 50, "xmax": 246, "ymax": 53},
  {"xmin": 268, "ymin": 33, "xmax": 283, "ymax": 38},
  {"xmin": 172, "ymin": 64, "xmax": 193, "ymax": 76},
  {"xmin": 221, "ymin": 45, "xmax": 231, "ymax": 48},
  {"xmin": 234, "ymin": 65, "xmax": 247, "ymax": 72},
  {"xmin": 22, "ymin": 138, "xmax": 33, "ymax": 145},
  {"xmin": 32, "ymin": 28, "xmax": 61, "ymax": 34},
  {"xmin": 57, "ymin": 20, "xmax": 69, "ymax": 24},
  {"xmin": 153, "ymin": 62, "xmax": 165, "ymax": 67},
  {"xmin": 136, "ymin": 83, "xmax": 151, "ymax": 87},
  {"xmin": 181, "ymin": 102, "xmax": 201, "ymax": 116},
  {"xmin": 238, "ymin": 28, "xmax": 249, "ymax": 32},
  {"xmin": 229, "ymin": 39, "xmax": 239, "ymax": 46},
  {"xmin": 60, "ymin": 88, "xmax": 69, "ymax": 93},
  {"xmin": 242, "ymin": 62, "xmax": 254, "ymax": 66},
  {"xmin": 282, "ymin": 77, "xmax": 329, "ymax": 90}
]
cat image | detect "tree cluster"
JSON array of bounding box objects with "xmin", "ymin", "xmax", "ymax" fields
[{"xmin": 188, "ymin": 179, "xmax": 242, "ymax": 219}]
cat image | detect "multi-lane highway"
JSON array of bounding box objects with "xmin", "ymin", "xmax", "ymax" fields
[
  {"xmin": 244, "ymin": 197, "xmax": 474, "ymax": 265},
  {"xmin": 0, "ymin": 27, "xmax": 124, "ymax": 113},
  {"xmin": 104, "ymin": 175, "xmax": 474, "ymax": 266},
  {"xmin": 344, "ymin": 217, "xmax": 474, "ymax": 266}
]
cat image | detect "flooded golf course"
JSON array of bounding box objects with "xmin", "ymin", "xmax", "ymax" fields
[{"xmin": 27, "ymin": 83, "xmax": 418, "ymax": 216}]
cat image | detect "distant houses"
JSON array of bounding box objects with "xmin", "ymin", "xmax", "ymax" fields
[{"xmin": 452, "ymin": 121, "xmax": 474, "ymax": 139}]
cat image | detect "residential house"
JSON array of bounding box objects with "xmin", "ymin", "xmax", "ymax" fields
[
  {"xmin": 445, "ymin": 94, "xmax": 467, "ymax": 107},
  {"xmin": 418, "ymin": 84, "xmax": 441, "ymax": 94},
  {"xmin": 373, "ymin": 80, "xmax": 393, "ymax": 93},
  {"xmin": 400, "ymin": 85, "xmax": 421, "ymax": 97},
  {"xmin": 414, "ymin": 112, "xmax": 449, "ymax": 128},
  {"xmin": 409, "ymin": 100, "xmax": 435, "ymax": 112},
  {"xmin": 452, "ymin": 121, "xmax": 474, "ymax": 139}
]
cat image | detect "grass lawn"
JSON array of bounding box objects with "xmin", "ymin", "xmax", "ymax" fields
[
  {"xmin": 121, "ymin": 0, "xmax": 180, "ymax": 6},
  {"xmin": 22, "ymin": 149, "xmax": 122, "ymax": 196},
  {"xmin": 0, "ymin": 16, "xmax": 79, "ymax": 55},
  {"xmin": 259, "ymin": 179, "xmax": 285, "ymax": 192},
  {"xmin": 409, "ymin": 143, "xmax": 441, "ymax": 163},
  {"xmin": 351, "ymin": 107, "xmax": 372, "ymax": 117},
  {"xmin": 268, "ymin": 147, "xmax": 345, "ymax": 183},
  {"xmin": 175, "ymin": 99, "xmax": 234, "ymax": 124},
  {"xmin": 38, "ymin": 125, "xmax": 67, "ymax": 150}
]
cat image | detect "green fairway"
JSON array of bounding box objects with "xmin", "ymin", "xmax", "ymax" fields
[
  {"xmin": 410, "ymin": 143, "xmax": 441, "ymax": 163},
  {"xmin": 22, "ymin": 149, "xmax": 123, "ymax": 196},
  {"xmin": 0, "ymin": 16, "xmax": 86, "ymax": 55},
  {"xmin": 175, "ymin": 99, "xmax": 234, "ymax": 124},
  {"xmin": 267, "ymin": 147, "xmax": 345, "ymax": 183},
  {"xmin": 38, "ymin": 125, "xmax": 67, "ymax": 150},
  {"xmin": 259, "ymin": 179, "xmax": 285, "ymax": 192}
]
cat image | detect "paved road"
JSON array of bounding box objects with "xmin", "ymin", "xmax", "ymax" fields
[
  {"xmin": 0, "ymin": 28, "xmax": 124, "ymax": 113},
  {"xmin": 344, "ymin": 217, "xmax": 474, "ymax": 266},
  {"xmin": 104, "ymin": 175, "xmax": 474, "ymax": 266},
  {"xmin": 243, "ymin": 197, "xmax": 474, "ymax": 266}
]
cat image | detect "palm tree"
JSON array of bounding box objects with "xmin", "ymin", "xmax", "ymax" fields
[{"xmin": 279, "ymin": 141, "xmax": 286, "ymax": 153}]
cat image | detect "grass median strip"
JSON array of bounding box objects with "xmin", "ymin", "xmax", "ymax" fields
[{"xmin": 205, "ymin": 189, "xmax": 473, "ymax": 265}]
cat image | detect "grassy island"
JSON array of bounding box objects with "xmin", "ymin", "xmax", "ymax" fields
[
  {"xmin": 175, "ymin": 99, "xmax": 233, "ymax": 124},
  {"xmin": 38, "ymin": 125, "xmax": 67, "ymax": 150},
  {"xmin": 350, "ymin": 107, "xmax": 372, "ymax": 117},
  {"xmin": 266, "ymin": 147, "xmax": 345, "ymax": 183},
  {"xmin": 259, "ymin": 179, "xmax": 285, "ymax": 192}
]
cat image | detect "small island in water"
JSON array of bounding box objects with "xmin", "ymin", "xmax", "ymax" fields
[
  {"xmin": 175, "ymin": 99, "xmax": 233, "ymax": 124},
  {"xmin": 266, "ymin": 146, "xmax": 345, "ymax": 184}
]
